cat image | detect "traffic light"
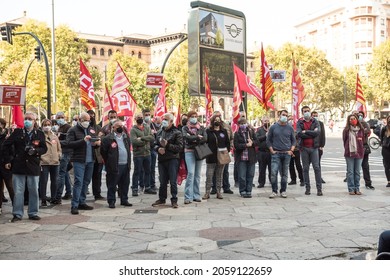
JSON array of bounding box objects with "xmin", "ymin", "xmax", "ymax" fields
[
  {"xmin": 0, "ymin": 25, "xmax": 13, "ymax": 44},
  {"xmin": 34, "ymin": 46, "xmax": 41, "ymax": 61}
]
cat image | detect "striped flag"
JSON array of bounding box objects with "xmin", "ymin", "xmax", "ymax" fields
[
  {"xmin": 101, "ymin": 84, "xmax": 114, "ymax": 127},
  {"xmin": 79, "ymin": 59, "xmax": 96, "ymax": 110},
  {"xmin": 260, "ymin": 43, "xmax": 275, "ymax": 110},
  {"xmin": 154, "ymin": 79, "xmax": 167, "ymax": 118},
  {"xmin": 292, "ymin": 55, "xmax": 305, "ymax": 129},
  {"xmin": 232, "ymin": 64, "xmax": 243, "ymax": 133},
  {"xmin": 111, "ymin": 62, "xmax": 130, "ymax": 95},
  {"xmin": 175, "ymin": 103, "xmax": 181, "ymax": 127},
  {"xmin": 355, "ymin": 73, "xmax": 366, "ymax": 116},
  {"xmin": 204, "ymin": 66, "xmax": 213, "ymax": 126}
]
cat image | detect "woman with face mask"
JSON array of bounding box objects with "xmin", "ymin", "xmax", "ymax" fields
[
  {"xmin": 182, "ymin": 111, "xmax": 207, "ymax": 204},
  {"xmin": 343, "ymin": 114, "xmax": 364, "ymax": 195},
  {"xmin": 39, "ymin": 119, "xmax": 62, "ymax": 206},
  {"xmin": 380, "ymin": 115, "xmax": 390, "ymax": 188}
]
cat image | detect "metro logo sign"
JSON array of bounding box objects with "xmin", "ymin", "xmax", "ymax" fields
[
  {"xmin": 0, "ymin": 85, "xmax": 26, "ymax": 105},
  {"xmin": 146, "ymin": 73, "xmax": 164, "ymax": 88}
]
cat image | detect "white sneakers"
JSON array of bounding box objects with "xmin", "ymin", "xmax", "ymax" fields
[{"xmin": 269, "ymin": 192, "xmax": 287, "ymax": 198}]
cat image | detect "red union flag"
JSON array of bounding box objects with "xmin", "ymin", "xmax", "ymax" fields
[
  {"xmin": 260, "ymin": 43, "xmax": 275, "ymax": 110},
  {"xmin": 79, "ymin": 59, "xmax": 96, "ymax": 110},
  {"xmin": 232, "ymin": 64, "xmax": 243, "ymax": 133},
  {"xmin": 204, "ymin": 66, "xmax": 213, "ymax": 126},
  {"xmin": 292, "ymin": 55, "xmax": 305, "ymax": 129},
  {"xmin": 175, "ymin": 103, "xmax": 181, "ymax": 127},
  {"xmin": 111, "ymin": 62, "xmax": 131, "ymax": 95},
  {"xmin": 355, "ymin": 73, "xmax": 367, "ymax": 116},
  {"xmin": 101, "ymin": 84, "xmax": 114, "ymax": 127},
  {"xmin": 111, "ymin": 89, "xmax": 136, "ymax": 117},
  {"xmin": 233, "ymin": 64, "xmax": 264, "ymax": 105},
  {"xmin": 154, "ymin": 79, "xmax": 167, "ymax": 118}
]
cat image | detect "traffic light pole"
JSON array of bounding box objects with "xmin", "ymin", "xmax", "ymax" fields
[
  {"xmin": 13, "ymin": 32, "xmax": 52, "ymax": 118},
  {"xmin": 24, "ymin": 58, "xmax": 36, "ymax": 112}
]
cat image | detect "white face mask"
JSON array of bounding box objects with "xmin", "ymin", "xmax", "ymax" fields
[
  {"xmin": 43, "ymin": 126, "xmax": 51, "ymax": 132},
  {"xmin": 81, "ymin": 121, "xmax": 90, "ymax": 128},
  {"xmin": 72, "ymin": 120, "xmax": 77, "ymax": 126}
]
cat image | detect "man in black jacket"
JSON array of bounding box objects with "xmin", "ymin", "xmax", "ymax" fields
[
  {"xmin": 311, "ymin": 111, "xmax": 326, "ymax": 184},
  {"xmin": 255, "ymin": 116, "xmax": 271, "ymax": 188},
  {"xmin": 3, "ymin": 112, "xmax": 47, "ymax": 222},
  {"xmin": 100, "ymin": 120, "xmax": 132, "ymax": 208},
  {"xmin": 65, "ymin": 112, "xmax": 100, "ymax": 215},
  {"xmin": 152, "ymin": 113, "xmax": 183, "ymax": 208}
]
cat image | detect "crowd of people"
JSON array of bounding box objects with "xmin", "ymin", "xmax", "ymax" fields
[{"xmin": 0, "ymin": 107, "xmax": 389, "ymax": 223}]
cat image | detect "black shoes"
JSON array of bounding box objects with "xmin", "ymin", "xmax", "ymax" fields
[
  {"xmin": 29, "ymin": 215, "xmax": 41, "ymax": 221},
  {"xmin": 11, "ymin": 216, "xmax": 22, "ymax": 222},
  {"xmin": 317, "ymin": 190, "xmax": 323, "ymax": 196},
  {"xmin": 120, "ymin": 201, "xmax": 132, "ymax": 207},
  {"xmin": 41, "ymin": 201, "xmax": 47, "ymax": 207},
  {"xmin": 108, "ymin": 202, "xmax": 115, "ymax": 209},
  {"xmin": 343, "ymin": 178, "xmax": 347, "ymax": 182},
  {"xmin": 51, "ymin": 199, "xmax": 62, "ymax": 205},
  {"xmin": 2, "ymin": 197, "xmax": 8, "ymax": 203},
  {"xmin": 305, "ymin": 190, "xmax": 311, "ymax": 195},
  {"xmin": 210, "ymin": 189, "xmax": 217, "ymax": 195},
  {"xmin": 78, "ymin": 204, "xmax": 94, "ymax": 210},
  {"xmin": 365, "ymin": 185, "xmax": 375, "ymax": 190},
  {"xmin": 300, "ymin": 181, "xmax": 305, "ymax": 186},
  {"xmin": 94, "ymin": 195, "xmax": 105, "ymax": 200},
  {"xmin": 257, "ymin": 184, "xmax": 265, "ymax": 188},
  {"xmin": 144, "ymin": 188, "xmax": 157, "ymax": 194},
  {"xmin": 62, "ymin": 194, "xmax": 72, "ymax": 200},
  {"xmin": 223, "ymin": 189, "xmax": 234, "ymax": 194},
  {"xmin": 152, "ymin": 199, "xmax": 166, "ymax": 206},
  {"xmin": 171, "ymin": 201, "xmax": 178, "ymax": 208},
  {"xmin": 132, "ymin": 190, "xmax": 139, "ymax": 197},
  {"xmin": 288, "ymin": 181, "xmax": 297, "ymax": 185},
  {"xmin": 71, "ymin": 207, "xmax": 79, "ymax": 215},
  {"xmin": 387, "ymin": 183, "xmax": 390, "ymax": 188}
]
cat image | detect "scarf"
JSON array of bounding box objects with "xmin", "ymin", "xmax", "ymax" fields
[
  {"xmin": 187, "ymin": 122, "xmax": 200, "ymax": 135},
  {"xmin": 349, "ymin": 126, "xmax": 360, "ymax": 155}
]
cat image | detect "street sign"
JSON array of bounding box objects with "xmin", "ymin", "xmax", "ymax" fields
[
  {"xmin": 270, "ymin": 70, "xmax": 286, "ymax": 82},
  {"xmin": 146, "ymin": 73, "xmax": 164, "ymax": 88},
  {"xmin": 0, "ymin": 85, "xmax": 26, "ymax": 105}
]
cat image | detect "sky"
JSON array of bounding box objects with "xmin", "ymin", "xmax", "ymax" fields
[{"xmin": 1, "ymin": 0, "xmax": 342, "ymax": 49}]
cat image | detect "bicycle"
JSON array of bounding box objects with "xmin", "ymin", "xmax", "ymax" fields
[{"xmin": 368, "ymin": 136, "xmax": 381, "ymax": 150}]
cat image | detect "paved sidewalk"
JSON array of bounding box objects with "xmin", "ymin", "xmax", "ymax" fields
[{"xmin": 1, "ymin": 159, "xmax": 389, "ymax": 260}]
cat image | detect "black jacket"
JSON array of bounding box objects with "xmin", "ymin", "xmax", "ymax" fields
[
  {"xmin": 3, "ymin": 128, "xmax": 47, "ymax": 176},
  {"xmin": 182, "ymin": 124, "xmax": 207, "ymax": 150},
  {"xmin": 57, "ymin": 123, "xmax": 72, "ymax": 154},
  {"xmin": 318, "ymin": 120, "xmax": 326, "ymax": 148},
  {"xmin": 154, "ymin": 125, "xmax": 183, "ymax": 162},
  {"xmin": 100, "ymin": 133, "xmax": 131, "ymax": 174},
  {"xmin": 296, "ymin": 117, "xmax": 320, "ymax": 149},
  {"xmin": 65, "ymin": 123, "xmax": 99, "ymax": 163},
  {"xmin": 255, "ymin": 126, "xmax": 269, "ymax": 152},
  {"xmin": 233, "ymin": 127, "xmax": 257, "ymax": 164},
  {"xmin": 205, "ymin": 128, "xmax": 230, "ymax": 164}
]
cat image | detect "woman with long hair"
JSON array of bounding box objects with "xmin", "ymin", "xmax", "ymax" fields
[
  {"xmin": 380, "ymin": 115, "xmax": 390, "ymax": 188},
  {"xmin": 203, "ymin": 115, "xmax": 230, "ymax": 199},
  {"xmin": 343, "ymin": 114, "xmax": 364, "ymax": 195}
]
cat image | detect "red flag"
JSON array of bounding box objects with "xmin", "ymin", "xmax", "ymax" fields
[
  {"xmin": 111, "ymin": 89, "xmax": 137, "ymax": 117},
  {"xmin": 355, "ymin": 73, "xmax": 367, "ymax": 116},
  {"xmin": 11, "ymin": 105, "xmax": 24, "ymax": 128},
  {"xmin": 154, "ymin": 79, "xmax": 167, "ymax": 118},
  {"xmin": 260, "ymin": 43, "xmax": 275, "ymax": 110},
  {"xmin": 204, "ymin": 66, "xmax": 213, "ymax": 126},
  {"xmin": 292, "ymin": 55, "xmax": 305, "ymax": 129},
  {"xmin": 176, "ymin": 158, "xmax": 187, "ymax": 186},
  {"xmin": 175, "ymin": 103, "xmax": 181, "ymax": 127},
  {"xmin": 101, "ymin": 84, "xmax": 114, "ymax": 127},
  {"xmin": 233, "ymin": 64, "xmax": 264, "ymax": 105},
  {"xmin": 232, "ymin": 64, "xmax": 243, "ymax": 133},
  {"xmin": 111, "ymin": 62, "xmax": 131, "ymax": 95},
  {"xmin": 79, "ymin": 59, "xmax": 96, "ymax": 110}
]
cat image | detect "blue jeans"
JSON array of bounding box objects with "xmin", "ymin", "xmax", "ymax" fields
[
  {"xmin": 345, "ymin": 157, "xmax": 362, "ymax": 192},
  {"xmin": 158, "ymin": 158, "xmax": 179, "ymax": 202},
  {"xmin": 39, "ymin": 165, "xmax": 59, "ymax": 200},
  {"xmin": 238, "ymin": 161, "xmax": 255, "ymax": 195},
  {"xmin": 56, "ymin": 153, "xmax": 72, "ymax": 199},
  {"xmin": 184, "ymin": 151, "xmax": 203, "ymax": 201},
  {"xmin": 72, "ymin": 161, "xmax": 94, "ymax": 208},
  {"xmin": 106, "ymin": 164, "xmax": 130, "ymax": 204},
  {"xmin": 271, "ymin": 153, "xmax": 291, "ymax": 193},
  {"xmin": 301, "ymin": 147, "xmax": 322, "ymax": 190},
  {"xmin": 12, "ymin": 174, "xmax": 39, "ymax": 218},
  {"xmin": 132, "ymin": 155, "xmax": 151, "ymax": 191}
]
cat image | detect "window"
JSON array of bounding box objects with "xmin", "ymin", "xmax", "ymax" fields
[
  {"xmin": 138, "ymin": 51, "xmax": 141, "ymax": 59},
  {"xmin": 92, "ymin": 48, "xmax": 96, "ymax": 55},
  {"xmin": 108, "ymin": 49, "xmax": 112, "ymax": 56},
  {"xmin": 100, "ymin": 48, "xmax": 105, "ymax": 56},
  {"xmin": 381, "ymin": 18, "xmax": 385, "ymax": 26},
  {"xmin": 355, "ymin": 53, "xmax": 360, "ymax": 60},
  {"xmin": 85, "ymin": 48, "xmax": 88, "ymax": 54},
  {"xmin": 131, "ymin": 51, "xmax": 135, "ymax": 56}
]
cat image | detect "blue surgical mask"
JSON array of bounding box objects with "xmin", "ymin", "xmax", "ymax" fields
[
  {"xmin": 280, "ymin": 116, "xmax": 288, "ymax": 123},
  {"xmin": 239, "ymin": 124, "xmax": 247, "ymax": 130},
  {"xmin": 161, "ymin": 120, "xmax": 169, "ymax": 128},
  {"xmin": 303, "ymin": 112, "xmax": 311, "ymax": 119},
  {"xmin": 56, "ymin": 119, "xmax": 65, "ymax": 126},
  {"xmin": 144, "ymin": 116, "xmax": 151, "ymax": 123},
  {"xmin": 358, "ymin": 116, "xmax": 363, "ymax": 121},
  {"xmin": 24, "ymin": 120, "xmax": 33, "ymax": 129},
  {"xmin": 189, "ymin": 117, "xmax": 197, "ymax": 124}
]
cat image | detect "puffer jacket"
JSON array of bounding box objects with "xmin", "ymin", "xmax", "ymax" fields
[
  {"xmin": 40, "ymin": 131, "xmax": 61, "ymax": 165},
  {"xmin": 65, "ymin": 123, "xmax": 99, "ymax": 163},
  {"xmin": 154, "ymin": 125, "xmax": 183, "ymax": 162},
  {"xmin": 100, "ymin": 132, "xmax": 131, "ymax": 174}
]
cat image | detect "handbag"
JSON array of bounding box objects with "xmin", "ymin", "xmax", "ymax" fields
[
  {"xmin": 363, "ymin": 144, "xmax": 371, "ymax": 155},
  {"xmin": 194, "ymin": 143, "xmax": 212, "ymax": 160},
  {"xmin": 213, "ymin": 132, "xmax": 231, "ymax": 165}
]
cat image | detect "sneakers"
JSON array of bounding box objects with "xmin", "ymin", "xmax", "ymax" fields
[
  {"xmin": 152, "ymin": 199, "xmax": 166, "ymax": 206},
  {"xmin": 144, "ymin": 188, "xmax": 157, "ymax": 194},
  {"xmin": 288, "ymin": 181, "xmax": 296, "ymax": 185},
  {"xmin": 280, "ymin": 192, "xmax": 287, "ymax": 198},
  {"xmin": 71, "ymin": 207, "xmax": 79, "ymax": 215},
  {"xmin": 269, "ymin": 192, "xmax": 277, "ymax": 198},
  {"xmin": 184, "ymin": 200, "xmax": 192, "ymax": 204},
  {"xmin": 243, "ymin": 193, "xmax": 252, "ymax": 198},
  {"xmin": 257, "ymin": 184, "xmax": 264, "ymax": 188},
  {"xmin": 193, "ymin": 199, "xmax": 201, "ymax": 202},
  {"xmin": 78, "ymin": 204, "xmax": 94, "ymax": 210},
  {"xmin": 365, "ymin": 185, "xmax": 375, "ymax": 190}
]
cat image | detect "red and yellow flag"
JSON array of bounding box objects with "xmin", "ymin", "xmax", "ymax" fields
[
  {"xmin": 292, "ymin": 55, "xmax": 305, "ymax": 129},
  {"xmin": 232, "ymin": 64, "xmax": 243, "ymax": 133},
  {"xmin": 79, "ymin": 59, "xmax": 96, "ymax": 110},
  {"xmin": 260, "ymin": 43, "xmax": 275, "ymax": 110},
  {"xmin": 204, "ymin": 66, "xmax": 213, "ymax": 126},
  {"xmin": 355, "ymin": 73, "xmax": 366, "ymax": 116}
]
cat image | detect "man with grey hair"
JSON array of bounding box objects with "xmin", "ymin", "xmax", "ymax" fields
[
  {"xmin": 3, "ymin": 112, "xmax": 47, "ymax": 222},
  {"xmin": 152, "ymin": 113, "xmax": 183, "ymax": 208}
]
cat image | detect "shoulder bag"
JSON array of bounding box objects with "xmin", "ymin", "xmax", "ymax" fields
[
  {"xmin": 213, "ymin": 132, "xmax": 231, "ymax": 165},
  {"xmin": 194, "ymin": 143, "xmax": 212, "ymax": 160}
]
